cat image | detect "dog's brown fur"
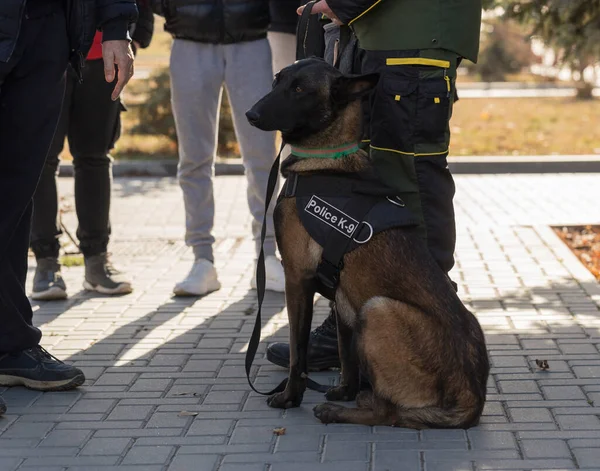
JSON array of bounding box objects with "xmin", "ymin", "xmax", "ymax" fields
[{"xmin": 247, "ymin": 59, "xmax": 490, "ymax": 429}]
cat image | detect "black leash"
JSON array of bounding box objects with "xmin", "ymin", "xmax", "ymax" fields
[
  {"xmin": 245, "ymin": 2, "xmax": 332, "ymax": 397},
  {"xmin": 245, "ymin": 143, "xmax": 330, "ymax": 396},
  {"xmin": 296, "ymin": 1, "xmax": 326, "ymax": 61}
]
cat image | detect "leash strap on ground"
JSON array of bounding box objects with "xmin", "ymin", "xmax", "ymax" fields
[{"xmin": 245, "ymin": 143, "xmax": 330, "ymax": 396}]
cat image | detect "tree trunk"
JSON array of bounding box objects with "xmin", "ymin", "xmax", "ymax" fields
[
  {"xmin": 574, "ymin": 61, "xmax": 594, "ymax": 100},
  {"xmin": 576, "ymin": 81, "xmax": 594, "ymax": 100}
]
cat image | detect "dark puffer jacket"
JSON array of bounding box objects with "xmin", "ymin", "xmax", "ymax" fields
[
  {"xmin": 153, "ymin": 0, "xmax": 269, "ymax": 44},
  {"xmin": 131, "ymin": 0, "xmax": 154, "ymax": 48},
  {"xmin": 269, "ymin": 0, "xmax": 302, "ymax": 34},
  {"xmin": 0, "ymin": 0, "xmax": 138, "ymax": 71}
]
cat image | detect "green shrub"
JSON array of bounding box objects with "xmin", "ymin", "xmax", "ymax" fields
[{"xmin": 466, "ymin": 19, "xmax": 538, "ymax": 82}]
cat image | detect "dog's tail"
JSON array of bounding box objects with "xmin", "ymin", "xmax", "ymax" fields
[{"xmin": 390, "ymin": 401, "xmax": 485, "ymax": 430}]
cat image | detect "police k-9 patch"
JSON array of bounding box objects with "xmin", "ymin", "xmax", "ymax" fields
[{"xmin": 304, "ymin": 196, "xmax": 359, "ymax": 238}]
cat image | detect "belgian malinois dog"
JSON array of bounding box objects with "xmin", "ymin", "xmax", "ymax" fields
[{"xmin": 246, "ymin": 58, "xmax": 489, "ymax": 429}]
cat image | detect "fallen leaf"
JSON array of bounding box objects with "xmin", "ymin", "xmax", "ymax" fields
[
  {"xmin": 273, "ymin": 427, "xmax": 286, "ymax": 436},
  {"xmin": 535, "ymin": 359, "xmax": 549, "ymax": 370},
  {"xmin": 178, "ymin": 411, "xmax": 199, "ymax": 417}
]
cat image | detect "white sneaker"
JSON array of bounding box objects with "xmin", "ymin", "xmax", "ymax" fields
[
  {"xmin": 251, "ymin": 255, "xmax": 285, "ymax": 293},
  {"xmin": 173, "ymin": 259, "xmax": 221, "ymax": 296}
]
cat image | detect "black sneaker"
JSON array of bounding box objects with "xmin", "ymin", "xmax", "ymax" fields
[
  {"xmin": 83, "ymin": 253, "xmax": 133, "ymax": 295},
  {"xmin": 0, "ymin": 396, "xmax": 6, "ymax": 415},
  {"xmin": 266, "ymin": 311, "xmax": 340, "ymax": 371},
  {"xmin": 0, "ymin": 346, "xmax": 85, "ymax": 391},
  {"xmin": 31, "ymin": 258, "xmax": 67, "ymax": 301}
]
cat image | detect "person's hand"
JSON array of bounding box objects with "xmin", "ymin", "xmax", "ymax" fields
[
  {"xmin": 297, "ymin": 1, "xmax": 343, "ymax": 25},
  {"xmin": 102, "ymin": 40, "xmax": 135, "ymax": 101}
]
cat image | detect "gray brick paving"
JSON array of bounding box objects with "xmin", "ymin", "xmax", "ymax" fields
[
  {"xmin": 520, "ymin": 439, "xmax": 571, "ymax": 459},
  {"xmin": 0, "ymin": 174, "xmax": 599, "ymax": 469}
]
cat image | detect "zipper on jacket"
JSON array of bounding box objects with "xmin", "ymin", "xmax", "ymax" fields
[
  {"xmin": 218, "ymin": 1, "xmax": 225, "ymax": 43},
  {"xmin": 333, "ymin": 39, "xmax": 340, "ymax": 67},
  {"xmin": 74, "ymin": 0, "xmax": 85, "ymax": 83},
  {"xmin": 6, "ymin": 1, "xmax": 27, "ymax": 62},
  {"xmin": 76, "ymin": 51, "xmax": 85, "ymax": 83}
]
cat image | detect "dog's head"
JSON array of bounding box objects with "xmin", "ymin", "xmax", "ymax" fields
[{"xmin": 246, "ymin": 58, "xmax": 378, "ymax": 146}]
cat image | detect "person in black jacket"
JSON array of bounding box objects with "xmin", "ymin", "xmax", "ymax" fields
[
  {"xmin": 268, "ymin": 0, "xmax": 303, "ymax": 73},
  {"xmin": 153, "ymin": 0, "xmax": 286, "ymax": 296},
  {"xmin": 30, "ymin": 1, "xmax": 154, "ymax": 301},
  {"xmin": 0, "ymin": 0, "xmax": 137, "ymax": 415}
]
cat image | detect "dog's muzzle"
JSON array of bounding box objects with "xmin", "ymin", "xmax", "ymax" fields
[{"xmin": 245, "ymin": 110, "xmax": 261, "ymax": 127}]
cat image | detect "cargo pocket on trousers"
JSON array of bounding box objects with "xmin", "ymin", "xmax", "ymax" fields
[
  {"xmin": 416, "ymin": 77, "xmax": 451, "ymax": 145},
  {"xmin": 370, "ymin": 73, "xmax": 419, "ymax": 154}
]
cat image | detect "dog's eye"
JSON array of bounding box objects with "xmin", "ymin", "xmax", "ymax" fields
[{"xmin": 295, "ymin": 87, "xmax": 303, "ymax": 93}]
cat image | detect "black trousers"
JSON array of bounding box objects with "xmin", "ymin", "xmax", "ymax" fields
[
  {"xmin": 0, "ymin": 8, "xmax": 69, "ymax": 352},
  {"xmin": 31, "ymin": 59, "xmax": 121, "ymax": 259},
  {"xmin": 361, "ymin": 49, "xmax": 458, "ymax": 275}
]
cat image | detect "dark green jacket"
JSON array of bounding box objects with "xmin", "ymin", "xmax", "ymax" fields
[{"xmin": 327, "ymin": 0, "xmax": 482, "ymax": 63}]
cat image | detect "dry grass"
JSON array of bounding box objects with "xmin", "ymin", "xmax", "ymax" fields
[
  {"xmin": 450, "ymin": 97, "xmax": 600, "ymax": 156},
  {"xmin": 114, "ymin": 18, "xmax": 600, "ymax": 158},
  {"xmin": 114, "ymin": 133, "xmax": 176, "ymax": 159},
  {"xmin": 114, "ymin": 97, "xmax": 600, "ymax": 159}
]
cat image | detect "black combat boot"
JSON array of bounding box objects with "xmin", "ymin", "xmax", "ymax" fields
[{"xmin": 266, "ymin": 310, "xmax": 340, "ymax": 371}]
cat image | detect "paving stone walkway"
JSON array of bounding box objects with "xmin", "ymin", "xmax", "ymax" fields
[{"xmin": 2, "ymin": 173, "xmax": 600, "ymax": 471}]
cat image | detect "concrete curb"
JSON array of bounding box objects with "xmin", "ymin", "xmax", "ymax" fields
[
  {"xmin": 58, "ymin": 155, "xmax": 600, "ymax": 178},
  {"xmin": 448, "ymin": 155, "xmax": 600, "ymax": 174},
  {"xmin": 458, "ymin": 81, "xmax": 581, "ymax": 90},
  {"xmin": 58, "ymin": 160, "xmax": 245, "ymax": 178}
]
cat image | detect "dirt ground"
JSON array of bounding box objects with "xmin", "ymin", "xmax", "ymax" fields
[{"xmin": 554, "ymin": 226, "xmax": 600, "ymax": 280}]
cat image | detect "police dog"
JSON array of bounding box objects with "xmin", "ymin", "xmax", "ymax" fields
[{"xmin": 246, "ymin": 58, "xmax": 489, "ymax": 429}]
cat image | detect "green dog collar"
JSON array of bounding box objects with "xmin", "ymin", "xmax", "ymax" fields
[{"xmin": 291, "ymin": 142, "xmax": 360, "ymax": 160}]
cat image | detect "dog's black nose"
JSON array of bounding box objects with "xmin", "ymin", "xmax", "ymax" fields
[{"xmin": 246, "ymin": 110, "xmax": 260, "ymax": 126}]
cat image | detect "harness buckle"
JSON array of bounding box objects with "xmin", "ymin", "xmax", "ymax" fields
[
  {"xmin": 353, "ymin": 221, "xmax": 374, "ymax": 244},
  {"xmin": 316, "ymin": 259, "xmax": 343, "ymax": 292},
  {"xmin": 283, "ymin": 174, "xmax": 299, "ymax": 198}
]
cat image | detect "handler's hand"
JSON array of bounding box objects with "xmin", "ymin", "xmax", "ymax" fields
[
  {"xmin": 297, "ymin": 1, "xmax": 343, "ymax": 25},
  {"xmin": 102, "ymin": 40, "xmax": 135, "ymax": 101}
]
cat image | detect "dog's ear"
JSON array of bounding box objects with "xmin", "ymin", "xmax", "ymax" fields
[{"xmin": 332, "ymin": 73, "xmax": 380, "ymax": 105}]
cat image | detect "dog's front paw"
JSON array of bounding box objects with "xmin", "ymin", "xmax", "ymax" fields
[
  {"xmin": 313, "ymin": 402, "xmax": 346, "ymax": 424},
  {"xmin": 267, "ymin": 391, "xmax": 302, "ymax": 409},
  {"xmin": 325, "ymin": 385, "xmax": 358, "ymax": 402}
]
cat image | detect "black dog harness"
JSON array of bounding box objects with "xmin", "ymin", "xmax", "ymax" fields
[
  {"xmin": 279, "ymin": 172, "xmax": 419, "ymax": 300},
  {"xmin": 244, "ymin": 141, "xmax": 421, "ymax": 397}
]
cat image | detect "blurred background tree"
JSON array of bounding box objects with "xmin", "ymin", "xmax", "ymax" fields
[
  {"xmin": 484, "ymin": 0, "xmax": 600, "ymax": 98},
  {"xmin": 466, "ymin": 17, "xmax": 538, "ymax": 82}
]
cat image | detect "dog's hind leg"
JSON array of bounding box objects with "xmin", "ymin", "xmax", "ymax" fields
[
  {"xmin": 267, "ymin": 277, "xmax": 316, "ymax": 409},
  {"xmin": 357, "ymin": 297, "xmax": 485, "ymax": 429},
  {"xmin": 325, "ymin": 297, "xmax": 360, "ymax": 402}
]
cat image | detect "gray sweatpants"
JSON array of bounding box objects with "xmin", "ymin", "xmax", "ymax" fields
[
  {"xmin": 170, "ymin": 38, "xmax": 277, "ymax": 262},
  {"xmin": 267, "ymin": 31, "xmax": 296, "ymax": 75}
]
